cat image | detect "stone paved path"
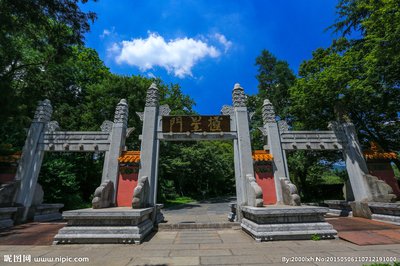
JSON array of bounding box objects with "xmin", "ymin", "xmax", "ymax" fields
[
  {"xmin": 1, "ymin": 198, "xmax": 400, "ymax": 265},
  {"xmin": 1, "ymin": 229, "xmax": 400, "ymax": 265},
  {"xmin": 162, "ymin": 197, "xmax": 235, "ymax": 224}
]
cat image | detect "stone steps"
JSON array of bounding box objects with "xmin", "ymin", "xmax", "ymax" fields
[{"xmin": 157, "ymin": 222, "xmax": 240, "ymax": 231}]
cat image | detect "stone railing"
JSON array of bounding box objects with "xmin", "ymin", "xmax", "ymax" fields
[
  {"xmin": 92, "ymin": 180, "xmax": 114, "ymax": 209},
  {"xmin": 246, "ymin": 174, "xmax": 263, "ymax": 207},
  {"xmin": 132, "ymin": 176, "xmax": 150, "ymax": 209},
  {"xmin": 280, "ymin": 178, "xmax": 301, "ymax": 206}
]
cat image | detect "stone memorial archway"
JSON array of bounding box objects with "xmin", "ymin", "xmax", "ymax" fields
[
  {"xmin": 12, "ymin": 99, "xmax": 130, "ymax": 223},
  {"xmin": 259, "ymin": 99, "xmax": 396, "ymax": 206},
  {"xmin": 8, "ymin": 82, "xmax": 396, "ymax": 244},
  {"xmin": 135, "ymin": 83, "xmax": 263, "ymax": 222}
]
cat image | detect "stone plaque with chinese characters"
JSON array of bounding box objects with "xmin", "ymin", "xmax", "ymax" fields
[{"xmin": 162, "ymin": 115, "xmax": 230, "ymax": 133}]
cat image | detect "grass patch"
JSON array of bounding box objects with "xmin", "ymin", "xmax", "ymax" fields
[
  {"xmin": 311, "ymin": 234, "xmax": 321, "ymax": 241},
  {"xmin": 321, "ymin": 171, "xmax": 344, "ymax": 185},
  {"xmin": 163, "ymin": 196, "xmax": 195, "ymax": 208}
]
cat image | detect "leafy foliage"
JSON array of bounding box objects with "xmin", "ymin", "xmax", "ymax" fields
[
  {"xmin": 253, "ymin": 49, "xmax": 337, "ymax": 198},
  {"xmin": 159, "ymin": 141, "xmax": 235, "ymax": 201},
  {"xmin": 0, "ymin": 0, "xmax": 235, "ymax": 209},
  {"xmin": 0, "ymin": 0, "xmax": 96, "ymax": 133},
  {"xmin": 255, "ymin": 50, "xmax": 296, "ymax": 120},
  {"xmin": 40, "ymin": 153, "xmax": 102, "ymax": 210},
  {"xmin": 253, "ymin": 0, "xmax": 400, "ymax": 201},
  {"xmin": 290, "ymin": 0, "xmax": 400, "ymax": 166},
  {"xmin": 248, "ymin": 50, "xmax": 296, "ymax": 150}
]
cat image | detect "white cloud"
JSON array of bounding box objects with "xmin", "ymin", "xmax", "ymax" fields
[
  {"xmin": 110, "ymin": 32, "xmax": 221, "ymax": 78},
  {"xmin": 147, "ymin": 72, "xmax": 156, "ymax": 79},
  {"xmin": 102, "ymin": 29, "xmax": 111, "ymax": 36},
  {"xmin": 107, "ymin": 43, "xmax": 120, "ymax": 54},
  {"xmin": 100, "ymin": 27, "xmax": 116, "ymax": 39},
  {"xmin": 214, "ymin": 33, "xmax": 232, "ymax": 53}
]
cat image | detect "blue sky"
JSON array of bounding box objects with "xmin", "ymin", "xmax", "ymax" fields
[{"xmin": 82, "ymin": 0, "xmax": 339, "ymax": 114}]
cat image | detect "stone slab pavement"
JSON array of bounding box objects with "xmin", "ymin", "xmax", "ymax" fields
[
  {"xmin": 162, "ymin": 197, "xmax": 236, "ymax": 224},
  {"xmin": 1, "ymin": 228, "xmax": 399, "ymax": 266}
]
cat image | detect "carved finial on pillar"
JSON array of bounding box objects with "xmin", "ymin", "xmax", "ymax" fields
[
  {"xmin": 100, "ymin": 120, "xmax": 114, "ymax": 132},
  {"xmin": 46, "ymin": 121, "xmax": 59, "ymax": 132},
  {"xmin": 232, "ymin": 83, "xmax": 247, "ymax": 107},
  {"xmin": 262, "ymin": 99, "xmax": 276, "ymax": 124},
  {"xmin": 159, "ymin": 104, "xmax": 171, "ymax": 116},
  {"xmin": 221, "ymin": 105, "xmax": 234, "ymax": 116},
  {"xmin": 145, "ymin": 83, "xmax": 159, "ymax": 107},
  {"xmin": 33, "ymin": 99, "xmax": 53, "ymax": 123},
  {"xmin": 114, "ymin": 99, "xmax": 129, "ymax": 126}
]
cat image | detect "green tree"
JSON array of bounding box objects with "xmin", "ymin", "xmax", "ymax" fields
[
  {"xmin": 255, "ymin": 50, "xmax": 296, "ymax": 120},
  {"xmin": 0, "ymin": 0, "xmax": 217, "ymax": 208},
  {"xmin": 0, "ymin": 0, "xmax": 97, "ymax": 149},
  {"xmin": 159, "ymin": 141, "xmax": 234, "ymax": 201},
  {"xmin": 39, "ymin": 73, "xmax": 196, "ymax": 209},
  {"xmin": 290, "ymin": 0, "xmax": 400, "ymax": 168},
  {"xmin": 249, "ymin": 50, "xmax": 296, "ymax": 150},
  {"xmin": 253, "ymin": 49, "xmax": 343, "ymax": 199},
  {"xmin": 40, "ymin": 153, "xmax": 102, "ymax": 210}
]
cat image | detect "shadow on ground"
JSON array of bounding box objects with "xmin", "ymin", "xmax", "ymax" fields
[{"xmin": 0, "ymin": 221, "xmax": 65, "ymax": 245}]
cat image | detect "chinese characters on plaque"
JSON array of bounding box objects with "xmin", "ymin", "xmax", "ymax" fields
[{"xmin": 162, "ymin": 116, "xmax": 230, "ymax": 133}]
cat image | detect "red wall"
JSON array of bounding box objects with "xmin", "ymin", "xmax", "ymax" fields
[
  {"xmin": 254, "ymin": 164, "xmax": 276, "ymax": 205},
  {"xmin": 368, "ymin": 162, "xmax": 400, "ymax": 198},
  {"xmin": 0, "ymin": 166, "xmax": 17, "ymax": 183},
  {"xmin": 116, "ymin": 166, "xmax": 139, "ymax": 207}
]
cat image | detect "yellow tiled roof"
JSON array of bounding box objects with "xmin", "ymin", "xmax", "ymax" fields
[
  {"xmin": 118, "ymin": 151, "xmax": 140, "ymax": 163},
  {"xmin": 364, "ymin": 142, "xmax": 397, "ymax": 161},
  {"xmin": 252, "ymin": 150, "xmax": 273, "ymax": 161}
]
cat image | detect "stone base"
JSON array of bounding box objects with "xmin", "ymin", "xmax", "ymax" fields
[
  {"xmin": 0, "ymin": 207, "xmax": 17, "ymax": 229},
  {"xmin": 368, "ymin": 202, "xmax": 400, "ymax": 216},
  {"xmin": 328, "ymin": 208, "xmax": 352, "ymax": 217},
  {"xmin": 241, "ymin": 206, "xmax": 337, "ymax": 241},
  {"xmin": 372, "ymin": 214, "xmax": 400, "ymax": 225},
  {"xmin": 155, "ymin": 204, "xmax": 165, "ymax": 224},
  {"xmin": 350, "ymin": 201, "xmax": 372, "ymax": 219},
  {"xmin": 326, "ymin": 200, "xmax": 400, "ymax": 223},
  {"xmin": 228, "ymin": 203, "xmax": 237, "ymax": 222},
  {"xmin": 54, "ymin": 207, "xmax": 154, "ymax": 244},
  {"xmin": 324, "ymin": 200, "xmax": 352, "ymax": 216},
  {"xmin": 34, "ymin": 204, "xmax": 64, "ymax": 222},
  {"xmin": 368, "ymin": 202, "xmax": 400, "ymax": 225}
]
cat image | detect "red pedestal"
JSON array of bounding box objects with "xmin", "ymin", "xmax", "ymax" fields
[
  {"xmin": 116, "ymin": 166, "xmax": 139, "ymax": 207},
  {"xmin": 367, "ymin": 161, "xmax": 400, "ymax": 198},
  {"xmin": 254, "ymin": 164, "xmax": 277, "ymax": 205}
]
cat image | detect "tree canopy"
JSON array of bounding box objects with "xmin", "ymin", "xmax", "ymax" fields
[
  {"xmin": 0, "ymin": 0, "xmax": 235, "ymax": 208},
  {"xmin": 253, "ymin": 0, "xmax": 400, "ymax": 199},
  {"xmin": 290, "ymin": 0, "xmax": 400, "ymax": 167}
]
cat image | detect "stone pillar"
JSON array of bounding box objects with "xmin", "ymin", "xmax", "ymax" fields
[
  {"xmin": 340, "ymin": 122, "xmax": 372, "ymax": 201},
  {"xmin": 101, "ymin": 99, "xmax": 129, "ymax": 204},
  {"xmin": 138, "ymin": 83, "xmax": 160, "ymax": 206},
  {"xmin": 221, "ymin": 105, "xmax": 242, "ymax": 220},
  {"xmin": 232, "ymin": 83, "xmax": 255, "ymax": 210},
  {"xmin": 15, "ymin": 100, "xmax": 52, "ymax": 222},
  {"xmin": 262, "ymin": 99, "xmax": 285, "ymax": 204}
]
